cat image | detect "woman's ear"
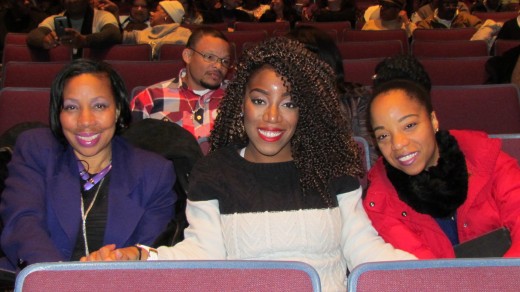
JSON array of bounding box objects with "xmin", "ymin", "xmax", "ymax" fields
[{"xmin": 431, "ymin": 111, "xmax": 439, "ymax": 132}]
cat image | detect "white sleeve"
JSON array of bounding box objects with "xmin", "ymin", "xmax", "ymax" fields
[
  {"xmin": 340, "ymin": 186, "xmax": 417, "ymax": 271},
  {"xmin": 93, "ymin": 9, "xmax": 119, "ymax": 32},
  {"xmin": 156, "ymin": 199, "xmax": 227, "ymax": 260},
  {"xmin": 471, "ymin": 19, "xmax": 503, "ymax": 52}
]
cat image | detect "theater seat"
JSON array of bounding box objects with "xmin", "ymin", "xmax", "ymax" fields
[
  {"xmin": 348, "ymin": 258, "xmax": 520, "ymax": 292},
  {"xmin": 0, "ymin": 87, "xmax": 50, "ymax": 135},
  {"xmin": 15, "ymin": 260, "xmax": 321, "ymax": 292},
  {"xmin": 431, "ymin": 84, "xmax": 520, "ymax": 134}
]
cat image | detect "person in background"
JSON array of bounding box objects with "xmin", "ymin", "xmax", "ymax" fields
[
  {"xmin": 122, "ymin": 0, "xmax": 152, "ymax": 30},
  {"xmin": 496, "ymin": 12, "xmax": 520, "ymax": 39},
  {"xmin": 364, "ymin": 78, "xmax": 520, "ymax": 258},
  {"xmin": 122, "ymin": 0, "xmax": 192, "ymax": 58},
  {"xmin": 236, "ymin": 0, "xmax": 270, "ymax": 20},
  {"xmin": 362, "ymin": 0, "xmax": 416, "ymax": 37},
  {"xmin": 470, "ymin": 0, "xmax": 504, "ymax": 12},
  {"xmin": 411, "ymin": 0, "xmax": 469, "ymax": 23},
  {"xmin": 259, "ymin": 0, "xmax": 301, "ymax": 26},
  {"xmin": 199, "ymin": 0, "xmax": 254, "ymax": 28},
  {"xmin": 0, "ymin": 59, "xmax": 176, "ymax": 271},
  {"xmin": 297, "ymin": 0, "xmax": 318, "ymax": 21},
  {"xmin": 173, "ymin": 0, "xmax": 204, "ymax": 24},
  {"xmin": 26, "ymin": 0, "xmax": 121, "ymax": 53},
  {"xmin": 97, "ymin": 0, "xmax": 152, "ymax": 31},
  {"xmin": 82, "ymin": 37, "xmax": 416, "ymax": 291},
  {"xmin": 415, "ymin": 0, "xmax": 479, "ymax": 28},
  {"xmin": 490, "ymin": 13, "xmax": 520, "ymax": 85},
  {"xmin": 130, "ymin": 27, "xmax": 231, "ymax": 141}
]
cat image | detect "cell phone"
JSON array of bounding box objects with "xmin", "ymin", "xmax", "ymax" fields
[{"xmin": 54, "ymin": 16, "xmax": 69, "ymax": 38}]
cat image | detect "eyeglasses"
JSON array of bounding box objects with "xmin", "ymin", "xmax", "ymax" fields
[{"xmin": 189, "ymin": 48, "xmax": 232, "ymax": 68}]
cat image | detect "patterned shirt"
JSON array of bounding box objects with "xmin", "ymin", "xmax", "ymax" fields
[{"xmin": 130, "ymin": 68, "xmax": 226, "ymax": 140}]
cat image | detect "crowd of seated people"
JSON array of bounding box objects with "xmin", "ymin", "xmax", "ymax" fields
[{"xmin": 3, "ymin": 0, "xmax": 520, "ymax": 58}]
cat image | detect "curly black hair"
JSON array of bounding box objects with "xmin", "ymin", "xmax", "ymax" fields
[
  {"xmin": 210, "ymin": 37, "xmax": 363, "ymax": 206},
  {"xmin": 373, "ymin": 54, "xmax": 432, "ymax": 92}
]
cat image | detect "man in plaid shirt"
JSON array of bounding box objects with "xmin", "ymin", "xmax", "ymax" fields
[{"xmin": 130, "ymin": 27, "xmax": 231, "ymax": 140}]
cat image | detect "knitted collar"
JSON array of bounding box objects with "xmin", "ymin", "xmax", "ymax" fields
[{"xmin": 384, "ymin": 130, "xmax": 469, "ymax": 218}]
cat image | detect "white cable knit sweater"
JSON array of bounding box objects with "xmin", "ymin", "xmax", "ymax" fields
[{"xmin": 155, "ymin": 146, "xmax": 416, "ymax": 291}]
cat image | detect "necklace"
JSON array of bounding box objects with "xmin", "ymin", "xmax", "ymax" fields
[
  {"xmin": 180, "ymin": 84, "xmax": 208, "ymax": 124},
  {"xmin": 80, "ymin": 177, "xmax": 104, "ymax": 256},
  {"xmin": 77, "ymin": 161, "xmax": 112, "ymax": 191},
  {"xmin": 186, "ymin": 94, "xmax": 204, "ymax": 123}
]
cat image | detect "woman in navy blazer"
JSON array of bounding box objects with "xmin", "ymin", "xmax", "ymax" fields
[{"xmin": 0, "ymin": 59, "xmax": 176, "ymax": 271}]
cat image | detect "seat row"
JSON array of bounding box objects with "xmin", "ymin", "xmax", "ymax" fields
[
  {"xmin": 343, "ymin": 56, "xmax": 490, "ymax": 86},
  {"xmin": 15, "ymin": 257, "xmax": 520, "ymax": 292},
  {"xmin": 1, "ymin": 60, "xmax": 184, "ymax": 97},
  {"xmin": 2, "ymin": 83, "xmax": 520, "ymax": 138},
  {"xmin": 1, "ymin": 39, "xmax": 501, "ymax": 67},
  {"xmin": 1, "ymin": 55, "xmax": 491, "ymax": 91},
  {"xmin": 5, "ymin": 28, "xmax": 520, "ymax": 64}
]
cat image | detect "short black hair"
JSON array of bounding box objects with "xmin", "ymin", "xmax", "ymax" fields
[
  {"xmin": 49, "ymin": 58, "xmax": 131, "ymax": 144},
  {"xmin": 371, "ymin": 79, "xmax": 434, "ymax": 115},
  {"xmin": 186, "ymin": 27, "xmax": 230, "ymax": 49}
]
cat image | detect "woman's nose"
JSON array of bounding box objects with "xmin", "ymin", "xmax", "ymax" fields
[
  {"xmin": 78, "ymin": 109, "xmax": 95, "ymax": 127},
  {"xmin": 263, "ymin": 105, "xmax": 281, "ymax": 123},
  {"xmin": 391, "ymin": 132, "xmax": 408, "ymax": 150}
]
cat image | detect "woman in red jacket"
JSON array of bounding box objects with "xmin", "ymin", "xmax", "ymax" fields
[{"xmin": 364, "ymin": 79, "xmax": 520, "ymax": 258}]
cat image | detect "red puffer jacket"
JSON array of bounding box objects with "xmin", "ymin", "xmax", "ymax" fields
[{"xmin": 364, "ymin": 130, "xmax": 520, "ymax": 258}]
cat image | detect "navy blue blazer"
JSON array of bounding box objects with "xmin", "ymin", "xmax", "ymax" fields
[{"xmin": 0, "ymin": 128, "xmax": 176, "ymax": 270}]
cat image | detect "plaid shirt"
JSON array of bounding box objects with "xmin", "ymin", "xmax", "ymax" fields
[{"xmin": 130, "ymin": 68, "xmax": 227, "ymax": 140}]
